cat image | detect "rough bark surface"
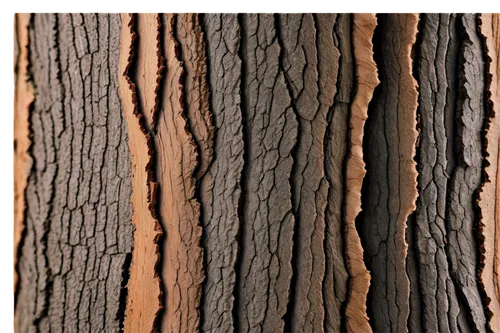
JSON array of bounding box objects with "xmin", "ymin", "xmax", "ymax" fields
[
  {"xmin": 16, "ymin": 12, "xmax": 499, "ymax": 333},
  {"xmin": 236, "ymin": 13, "xmax": 298, "ymax": 333},
  {"xmin": 200, "ymin": 13, "xmax": 244, "ymax": 333},
  {"xmin": 16, "ymin": 13, "xmax": 134, "ymax": 333},
  {"xmin": 413, "ymin": 13, "xmax": 466, "ymax": 333},
  {"xmin": 445, "ymin": 13, "xmax": 488, "ymax": 333},
  {"xmin": 344, "ymin": 13, "xmax": 378, "ymax": 333},
  {"xmin": 479, "ymin": 13, "xmax": 500, "ymax": 333},
  {"xmin": 361, "ymin": 13, "xmax": 419, "ymax": 333}
]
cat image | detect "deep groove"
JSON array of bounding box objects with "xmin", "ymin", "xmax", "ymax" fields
[
  {"xmin": 357, "ymin": 13, "xmax": 385, "ymax": 331},
  {"xmin": 474, "ymin": 13, "xmax": 494, "ymax": 332},
  {"xmin": 154, "ymin": 13, "xmax": 167, "ymax": 333},
  {"xmin": 407, "ymin": 13, "xmax": 425, "ymax": 333},
  {"xmin": 14, "ymin": 13, "xmax": 35, "ymax": 310},
  {"xmin": 117, "ymin": 252, "xmax": 133, "ymax": 332},
  {"xmin": 234, "ymin": 13, "xmax": 248, "ymax": 333},
  {"xmin": 197, "ymin": 13, "xmax": 212, "ymax": 332},
  {"xmin": 338, "ymin": 13, "xmax": 357, "ymax": 333},
  {"xmin": 274, "ymin": 13, "xmax": 303, "ymax": 333}
]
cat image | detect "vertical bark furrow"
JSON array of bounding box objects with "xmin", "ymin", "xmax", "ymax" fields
[
  {"xmin": 236, "ymin": 13, "xmax": 298, "ymax": 333},
  {"xmin": 414, "ymin": 13, "xmax": 464, "ymax": 333},
  {"xmin": 176, "ymin": 14, "xmax": 214, "ymax": 180},
  {"xmin": 478, "ymin": 13, "xmax": 500, "ymax": 333},
  {"xmin": 132, "ymin": 13, "xmax": 162, "ymax": 131},
  {"xmin": 319, "ymin": 13, "xmax": 351, "ymax": 333},
  {"xmin": 200, "ymin": 13, "xmax": 244, "ymax": 333},
  {"xmin": 16, "ymin": 13, "xmax": 135, "ymax": 333},
  {"xmin": 344, "ymin": 13, "xmax": 378, "ymax": 333},
  {"xmin": 155, "ymin": 13, "xmax": 204, "ymax": 333},
  {"xmin": 277, "ymin": 13, "xmax": 327, "ymax": 333},
  {"xmin": 361, "ymin": 13, "xmax": 419, "ymax": 333},
  {"xmin": 446, "ymin": 13, "xmax": 488, "ymax": 333},
  {"xmin": 119, "ymin": 13, "xmax": 163, "ymax": 333}
]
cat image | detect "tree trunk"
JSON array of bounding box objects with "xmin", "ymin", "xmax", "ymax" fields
[{"xmin": 14, "ymin": 13, "xmax": 500, "ymax": 333}]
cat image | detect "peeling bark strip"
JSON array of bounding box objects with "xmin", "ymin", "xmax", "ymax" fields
[
  {"xmin": 200, "ymin": 14, "xmax": 243, "ymax": 333},
  {"xmin": 446, "ymin": 13, "xmax": 489, "ymax": 333},
  {"xmin": 344, "ymin": 13, "xmax": 378, "ymax": 333},
  {"xmin": 479, "ymin": 13, "xmax": 500, "ymax": 333},
  {"xmin": 155, "ymin": 13, "xmax": 204, "ymax": 333},
  {"xmin": 414, "ymin": 13, "xmax": 467, "ymax": 333},
  {"xmin": 361, "ymin": 13, "xmax": 419, "ymax": 333},
  {"xmin": 16, "ymin": 13, "xmax": 134, "ymax": 333},
  {"xmin": 14, "ymin": 13, "xmax": 34, "ymax": 292},
  {"xmin": 237, "ymin": 13, "xmax": 298, "ymax": 333}
]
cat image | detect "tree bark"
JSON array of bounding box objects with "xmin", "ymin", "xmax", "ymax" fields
[{"xmin": 14, "ymin": 13, "xmax": 499, "ymax": 333}]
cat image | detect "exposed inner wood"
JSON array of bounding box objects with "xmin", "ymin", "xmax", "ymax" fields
[
  {"xmin": 478, "ymin": 13, "xmax": 500, "ymax": 333},
  {"xmin": 119, "ymin": 13, "xmax": 162, "ymax": 333},
  {"xmin": 344, "ymin": 13, "xmax": 379, "ymax": 333}
]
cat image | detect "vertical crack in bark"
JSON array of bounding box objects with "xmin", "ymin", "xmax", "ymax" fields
[
  {"xmin": 406, "ymin": 13, "xmax": 423, "ymax": 333},
  {"xmin": 200, "ymin": 13, "xmax": 248, "ymax": 332},
  {"xmin": 234, "ymin": 13, "xmax": 247, "ymax": 333},
  {"xmin": 445, "ymin": 13, "xmax": 489, "ymax": 333},
  {"xmin": 275, "ymin": 13, "xmax": 303, "ymax": 333},
  {"xmin": 344, "ymin": 13, "xmax": 378, "ymax": 333},
  {"xmin": 360, "ymin": 13, "xmax": 419, "ymax": 333}
]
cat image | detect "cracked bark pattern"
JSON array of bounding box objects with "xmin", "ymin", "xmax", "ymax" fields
[
  {"xmin": 446, "ymin": 13, "xmax": 488, "ymax": 333},
  {"xmin": 277, "ymin": 13, "xmax": 327, "ymax": 333},
  {"xmin": 479, "ymin": 13, "xmax": 500, "ymax": 333},
  {"xmin": 237, "ymin": 13, "xmax": 298, "ymax": 333},
  {"xmin": 14, "ymin": 13, "xmax": 34, "ymax": 292},
  {"xmin": 176, "ymin": 13, "xmax": 214, "ymax": 180},
  {"xmin": 200, "ymin": 14, "xmax": 244, "ymax": 333},
  {"xmin": 361, "ymin": 13, "xmax": 419, "ymax": 333},
  {"xmin": 16, "ymin": 13, "xmax": 134, "ymax": 333},
  {"xmin": 153, "ymin": 13, "xmax": 204, "ymax": 333},
  {"xmin": 413, "ymin": 13, "xmax": 468, "ymax": 333},
  {"xmin": 319, "ymin": 13, "xmax": 351, "ymax": 333},
  {"xmin": 345, "ymin": 13, "xmax": 378, "ymax": 333},
  {"xmin": 119, "ymin": 13, "xmax": 162, "ymax": 333},
  {"xmin": 17, "ymin": 12, "xmax": 499, "ymax": 333}
]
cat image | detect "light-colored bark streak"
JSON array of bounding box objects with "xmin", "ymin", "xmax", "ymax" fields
[
  {"xmin": 156, "ymin": 13, "xmax": 204, "ymax": 333},
  {"xmin": 14, "ymin": 13, "xmax": 34, "ymax": 292},
  {"xmin": 344, "ymin": 13, "xmax": 378, "ymax": 333},
  {"xmin": 134, "ymin": 13, "xmax": 162, "ymax": 131},
  {"xmin": 119, "ymin": 13, "xmax": 163, "ymax": 333},
  {"xmin": 478, "ymin": 13, "xmax": 500, "ymax": 333}
]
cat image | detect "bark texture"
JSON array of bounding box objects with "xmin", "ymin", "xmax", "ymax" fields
[
  {"xmin": 16, "ymin": 13, "xmax": 134, "ymax": 333},
  {"xmin": 15, "ymin": 13, "xmax": 499, "ymax": 333}
]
